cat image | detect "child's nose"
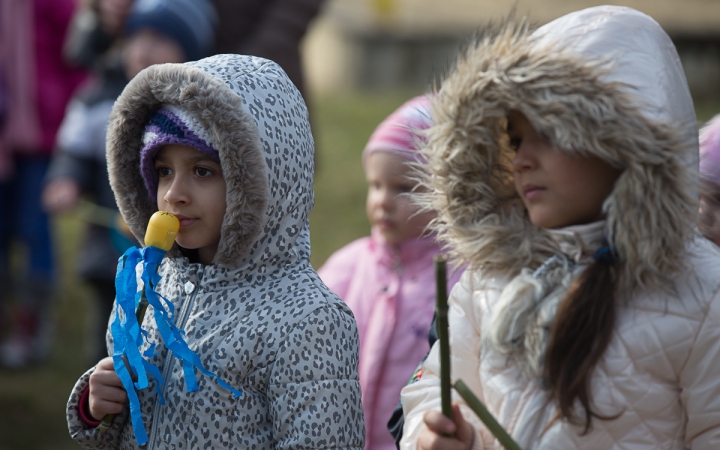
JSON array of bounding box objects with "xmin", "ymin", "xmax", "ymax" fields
[
  {"xmin": 163, "ymin": 177, "xmax": 190, "ymax": 205},
  {"xmin": 512, "ymin": 142, "xmax": 537, "ymax": 172},
  {"xmin": 378, "ymin": 189, "xmax": 396, "ymax": 210}
]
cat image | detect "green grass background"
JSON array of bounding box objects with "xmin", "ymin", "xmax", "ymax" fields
[{"xmin": 0, "ymin": 91, "xmax": 717, "ymax": 449}]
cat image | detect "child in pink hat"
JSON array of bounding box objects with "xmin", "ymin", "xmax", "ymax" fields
[
  {"xmin": 700, "ymin": 114, "xmax": 720, "ymax": 246},
  {"xmin": 318, "ymin": 95, "xmax": 464, "ymax": 450}
]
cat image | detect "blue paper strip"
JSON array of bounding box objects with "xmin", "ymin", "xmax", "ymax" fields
[{"xmin": 108, "ymin": 245, "xmax": 242, "ymax": 445}]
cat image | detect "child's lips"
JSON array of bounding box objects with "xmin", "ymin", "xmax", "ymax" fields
[
  {"xmin": 522, "ymin": 184, "xmax": 546, "ymax": 201},
  {"xmin": 376, "ymin": 218, "xmax": 396, "ymax": 230},
  {"xmin": 179, "ymin": 219, "xmax": 197, "ymax": 228},
  {"xmin": 174, "ymin": 215, "xmax": 197, "ymax": 228}
]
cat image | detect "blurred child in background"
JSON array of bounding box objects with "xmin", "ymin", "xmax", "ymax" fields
[
  {"xmin": 43, "ymin": 0, "xmax": 217, "ymax": 363},
  {"xmin": 699, "ymin": 114, "xmax": 720, "ymax": 247},
  {"xmin": 0, "ymin": 0, "xmax": 87, "ymax": 368},
  {"xmin": 66, "ymin": 0, "xmax": 324, "ymax": 107},
  {"xmin": 400, "ymin": 6, "xmax": 720, "ymax": 449},
  {"xmin": 318, "ymin": 96, "xmax": 463, "ymax": 450}
]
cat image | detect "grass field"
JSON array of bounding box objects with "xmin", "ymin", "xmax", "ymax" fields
[
  {"xmin": 0, "ymin": 89, "xmax": 419, "ymax": 450},
  {"xmin": 0, "ymin": 90, "xmax": 717, "ymax": 450}
]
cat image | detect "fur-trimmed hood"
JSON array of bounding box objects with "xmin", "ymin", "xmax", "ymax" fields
[
  {"xmin": 107, "ymin": 54, "xmax": 314, "ymax": 269},
  {"xmin": 420, "ymin": 6, "xmax": 699, "ymax": 292}
]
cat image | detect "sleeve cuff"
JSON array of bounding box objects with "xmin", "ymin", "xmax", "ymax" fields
[{"xmin": 79, "ymin": 386, "xmax": 102, "ymax": 428}]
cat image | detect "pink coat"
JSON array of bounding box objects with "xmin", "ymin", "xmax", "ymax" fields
[
  {"xmin": 0, "ymin": 0, "xmax": 87, "ymax": 177},
  {"xmin": 318, "ymin": 228, "xmax": 463, "ymax": 450}
]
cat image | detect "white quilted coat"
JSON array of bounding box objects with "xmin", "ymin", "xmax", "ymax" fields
[
  {"xmin": 400, "ymin": 6, "xmax": 720, "ymax": 450},
  {"xmin": 402, "ymin": 227, "xmax": 720, "ymax": 449}
]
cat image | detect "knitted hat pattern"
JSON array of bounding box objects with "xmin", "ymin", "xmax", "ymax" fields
[
  {"xmin": 700, "ymin": 114, "xmax": 720, "ymax": 188},
  {"xmin": 362, "ymin": 95, "xmax": 433, "ymax": 165},
  {"xmin": 125, "ymin": 0, "xmax": 217, "ymax": 61},
  {"xmin": 140, "ymin": 105, "xmax": 219, "ymax": 198}
]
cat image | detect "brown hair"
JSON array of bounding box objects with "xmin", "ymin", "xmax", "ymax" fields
[{"xmin": 543, "ymin": 259, "xmax": 618, "ymax": 433}]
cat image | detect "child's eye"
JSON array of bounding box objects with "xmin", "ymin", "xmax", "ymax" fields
[
  {"xmin": 509, "ymin": 137, "xmax": 522, "ymax": 151},
  {"xmin": 194, "ymin": 166, "xmax": 213, "ymax": 177},
  {"xmin": 156, "ymin": 166, "xmax": 172, "ymax": 177},
  {"xmin": 397, "ymin": 184, "xmax": 414, "ymax": 194}
]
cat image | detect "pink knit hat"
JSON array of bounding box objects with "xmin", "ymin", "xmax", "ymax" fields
[
  {"xmin": 362, "ymin": 95, "xmax": 432, "ymax": 164},
  {"xmin": 700, "ymin": 114, "xmax": 720, "ymax": 188}
]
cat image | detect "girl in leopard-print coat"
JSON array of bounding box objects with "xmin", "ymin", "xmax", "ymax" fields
[{"xmin": 66, "ymin": 54, "xmax": 365, "ymax": 449}]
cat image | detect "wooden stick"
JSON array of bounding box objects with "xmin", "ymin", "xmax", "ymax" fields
[
  {"xmin": 97, "ymin": 212, "xmax": 178, "ymax": 432},
  {"xmin": 435, "ymin": 255, "xmax": 452, "ymax": 420},
  {"xmin": 454, "ymin": 380, "xmax": 523, "ymax": 450}
]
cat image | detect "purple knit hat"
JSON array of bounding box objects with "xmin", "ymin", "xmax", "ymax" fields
[
  {"xmin": 362, "ymin": 95, "xmax": 433, "ymax": 165},
  {"xmin": 140, "ymin": 105, "xmax": 219, "ymax": 197},
  {"xmin": 700, "ymin": 113, "xmax": 720, "ymax": 188}
]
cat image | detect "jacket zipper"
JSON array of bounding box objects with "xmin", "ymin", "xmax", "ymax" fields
[{"xmin": 147, "ymin": 265, "xmax": 205, "ymax": 449}]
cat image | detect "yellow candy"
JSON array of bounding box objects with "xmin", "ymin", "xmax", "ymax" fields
[{"xmin": 144, "ymin": 211, "xmax": 180, "ymax": 251}]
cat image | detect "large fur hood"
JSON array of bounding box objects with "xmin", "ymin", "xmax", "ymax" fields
[
  {"xmin": 419, "ymin": 6, "xmax": 699, "ymax": 293},
  {"xmin": 107, "ymin": 54, "xmax": 314, "ymax": 270}
]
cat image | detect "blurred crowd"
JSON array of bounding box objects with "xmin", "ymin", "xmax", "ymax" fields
[{"xmin": 0, "ymin": 0, "xmax": 324, "ymax": 369}]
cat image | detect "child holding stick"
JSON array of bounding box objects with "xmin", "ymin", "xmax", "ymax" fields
[
  {"xmin": 66, "ymin": 54, "xmax": 364, "ymax": 449},
  {"xmin": 318, "ymin": 96, "xmax": 463, "ymax": 450},
  {"xmin": 401, "ymin": 6, "xmax": 720, "ymax": 449}
]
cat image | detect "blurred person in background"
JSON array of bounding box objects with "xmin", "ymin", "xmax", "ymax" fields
[
  {"xmin": 699, "ymin": 114, "xmax": 720, "ymax": 247},
  {"xmin": 43, "ymin": 0, "xmax": 218, "ymax": 365},
  {"xmin": 318, "ymin": 96, "xmax": 464, "ymax": 450},
  {"xmin": 0, "ymin": 0, "xmax": 87, "ymax": 368},
  {"xmin": 65, "ymin": 0, "xmax": 325, "ymax": 101}
]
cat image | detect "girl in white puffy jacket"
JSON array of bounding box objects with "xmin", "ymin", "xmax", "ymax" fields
[{"xmin": 400, "ymin": 6, "xmax": 720, "ymax": 450}]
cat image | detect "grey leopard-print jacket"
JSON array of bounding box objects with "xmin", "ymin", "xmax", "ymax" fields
[{"xmin": 66, "ymin": 54, "xmax": 365, "ymax": 449}]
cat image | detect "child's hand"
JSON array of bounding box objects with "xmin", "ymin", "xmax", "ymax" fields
[
  {"xmin": 88, "ymin": 357, "xmax": 127, "ymax": 420},
  {"xmin": 418, "ymin": 403, "xmax": 475, "ymax": 450},
  {"xmin": 42, "ymin": 178, "xmax": 80, "ymax": 213}
]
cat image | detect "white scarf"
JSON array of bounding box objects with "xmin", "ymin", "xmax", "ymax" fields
[{"xmin": 489, "ymin": 221, "xmax": 606, "ymax": 376}]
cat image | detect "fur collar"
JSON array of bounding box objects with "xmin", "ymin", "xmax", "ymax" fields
[{"xmin": 490, "ymin": 221, "xmax": 605, "ymax": 375}]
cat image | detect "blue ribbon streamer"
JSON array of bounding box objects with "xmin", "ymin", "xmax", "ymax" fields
[{"xmin": 109, "ymin": 246, "xmax": 241, "ymax": 445}]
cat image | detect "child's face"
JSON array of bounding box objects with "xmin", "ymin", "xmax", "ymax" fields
[
  {"xmin": 123, "ymin": 28, "xmax": 185, "ymax": 79},
  {"xmin": 508, "ymin": 111, "xmax": 621, "ymax": 229},
  {"xmin": 155, "ymin": 144, "xmax": 226, "ymax": 264},
  {"xmin": 365, "ymin": 151, "xmax": 434, "ymax": 245}
]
